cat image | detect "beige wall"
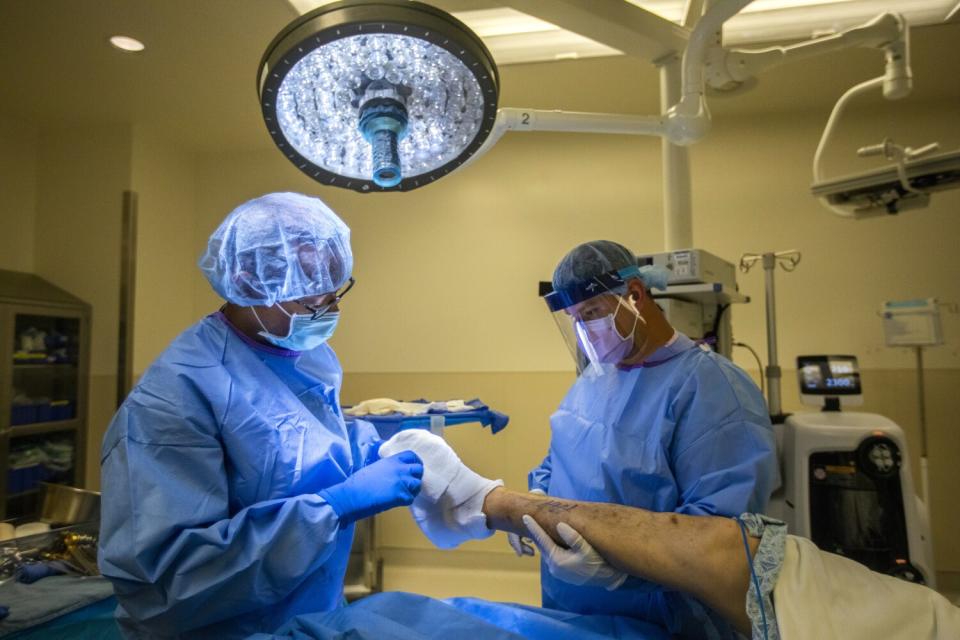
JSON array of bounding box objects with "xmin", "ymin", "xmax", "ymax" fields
[
  {"xmin": 130, "ymin": 126, "xmax": 200, "ymax": 377},
  {"xmin": 696, "ymin": 104, "xmax": 960, "ymax": 374},
  {"xmin": 0, "ymin": 115, "xmax": 38, "ymax": 273},
  {"xmin": 188, "ymin": 99, "xmax": 960, "ymax": 583},
  {"xmin": 192, "ymin": 104, "xmax": 960, "ymax": 374},
  {"xmin": 0, "ymin": 119, "xmax": 201, "ymax": 492},
  {"xmin": 34, "ymin": 123, "xmax": 133, "ymax": 489}
]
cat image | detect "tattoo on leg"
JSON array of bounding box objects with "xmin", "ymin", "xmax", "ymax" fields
[{"xmin": 542, "ymin": 501, "xmax": 578, "ymax": 512}]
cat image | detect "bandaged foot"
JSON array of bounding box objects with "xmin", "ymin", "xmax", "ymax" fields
[{"xmin": 380, "ymin": 430, "xmax": 503, "ymax": 549}]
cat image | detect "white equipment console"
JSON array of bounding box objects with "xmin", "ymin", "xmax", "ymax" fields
[
  {"xmin": 636, "ymin": 249, "xmax": 746, "ymax": 359},
  {"xmin": 637, "ymin": 248, "xmax": 737, "ymax": 289},
  {"xmin": 779, "ymin": 355, "xmax": 935, "ymax": 586}
]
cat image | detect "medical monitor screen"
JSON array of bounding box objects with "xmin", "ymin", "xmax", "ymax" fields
[{"xmin": 797, "ymin": 355, "xmax": 861, "ymax": 396}]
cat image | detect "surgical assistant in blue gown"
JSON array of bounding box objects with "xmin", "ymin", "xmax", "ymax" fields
[
  {"xmin": 530, "ymin": 242, "xmax": 778, "ymax": 639},
  {"xmin": 99, "ymin": 193, "xmax": 390, "ymax": 639},
  {"xmin": 99, "ymin": 314, "xmax": 380, "ymax": 639}
]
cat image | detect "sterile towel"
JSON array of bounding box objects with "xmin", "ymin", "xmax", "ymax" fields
[
  {"xmin": 346, "ymin": 398, "xmax": 474, "ymax": 417},
  {"xmin": 0, "ymin": 575, "xmax": 114, "ymax": 635}
]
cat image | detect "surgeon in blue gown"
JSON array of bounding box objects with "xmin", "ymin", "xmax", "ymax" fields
[
  {"xmin": 508, "ymin": 241, "xmax": 778, "ymax": 640},
  {"xmin": 98, "ymin": 193, "xmax": 424, "ymax": 639}
]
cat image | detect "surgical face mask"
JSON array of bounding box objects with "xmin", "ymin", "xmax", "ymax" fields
[
  {"xmin": 251, "ymin": 306, "xmax": 340, "ymax": 351},
  {"xmin": 578, "ymin": 296, "xmax": 641, "ymax": 364}
]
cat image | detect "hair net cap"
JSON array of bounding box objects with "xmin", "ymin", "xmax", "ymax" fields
[
  {"xmin": 552, "ymin": 240, "xmax": 671, "ymax": 295},
  {"xmin": 199, "ymin": 192, "xmax": 353, "ymax": 306},
  {"xmin": 552, "ymin": 240, "xmax": 635, "ymax": 291}
]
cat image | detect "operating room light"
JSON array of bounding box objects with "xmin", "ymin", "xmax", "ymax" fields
[
  {"xmin": 259, "ymin": 0, "xmax": 499, "ymax": 192},
  {"xmin": 109, "ymin": 35, "xmax": 145, "ymax": 52}
]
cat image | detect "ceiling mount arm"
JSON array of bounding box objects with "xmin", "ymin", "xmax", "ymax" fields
[
  {"xmin": 458, "ymin": 0, "xmax": 755, "ymax": 181},
  {"xmin": 459, "ymin": 108, "xmax": 669, "ymax": 172},
  {"xmin": 663, "ymin": 0, "xmax": 755, "ymax": 145},
  {"xmin": 707, "ymin": 12, "xmax": 912, "ymax": 99},
  {"xmin": 858, "ymin": 138, "xmax": 941, "ymax": 196}
]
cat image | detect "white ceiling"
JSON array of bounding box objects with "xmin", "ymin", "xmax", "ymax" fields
[
  {"xmin": 292, "ymin": 0, "xmax": 959, "ymax": 57},
  {"xmin": 1, "ymin": 0, "xmax": 957, "ymax": 154}
]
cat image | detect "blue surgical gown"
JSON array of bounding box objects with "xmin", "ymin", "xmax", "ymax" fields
[
  {"xmin": 528, "ymin": 333, "xmax": 778, "ymax": 639},
  {"xmin": 99, "ymin": 312, "xmax": 380, "ymax": 639}
]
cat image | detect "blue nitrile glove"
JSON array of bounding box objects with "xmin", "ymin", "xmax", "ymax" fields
[
  {"xmin": 16, "ymin": 561, "xmax": 68, "ymax": 584},
  {"xmin": 364, "ymin": 439, "xmax": 384, "ymax": 466},
  {"xmin": 319, "ymin": 450, "xmax": 423, "ymax": 525}
]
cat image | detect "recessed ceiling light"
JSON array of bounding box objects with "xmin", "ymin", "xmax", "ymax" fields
[{"xmin": 109, "ymin": 35, "xmax": 145, "ymax": 52}]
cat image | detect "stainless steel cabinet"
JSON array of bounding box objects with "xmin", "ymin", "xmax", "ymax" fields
[{"xmin": 0, "ymin": 269, "xmax": 91, "ymax": 519}]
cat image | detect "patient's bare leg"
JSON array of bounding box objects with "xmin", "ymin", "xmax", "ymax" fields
[{"xmin": 482, "ymin": 487, "xmax": 758, "ymax": 634}]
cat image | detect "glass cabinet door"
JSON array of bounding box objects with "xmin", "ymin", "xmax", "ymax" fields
[
  {"xmin": 5, "ymin": 311, "xmax": 83, "ymax": 518},
  {"xmin": 10, "ymin": 314, "xmax": 80, "ymax": 427}
]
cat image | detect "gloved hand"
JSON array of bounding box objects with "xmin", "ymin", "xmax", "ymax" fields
[
  {"xmin": 522, "ymin": 514, "xmax": 627, "ymax": 591},
  {"xmin": 507, "ymin": 531, "xmax": 535, "ymax": 556},
  {"xmin": 413, "ymin": 461, "xmax": 502, "ymax": 549},
  {"xmin": 319, "ymin": 451, "xmax": 423, "ymax": 525},
  {"xmin": 507, "ymin": 489, "xmax": 545, "ymax": 557},
  {"xmin": 16, "ymin": 561, "xmax": 69, "ymax": 584},
  {"xmin": 362, "ymin": 439, "xmax": 384, "ymax": 467},
  {"xmin": 380, "ymin": 430, "xmax": 460, "ymax": 501}
]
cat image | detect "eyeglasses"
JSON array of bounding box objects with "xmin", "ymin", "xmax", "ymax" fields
[{"xmin": 297, "ymin": 277, "xmax": 355, "ymax": 320}]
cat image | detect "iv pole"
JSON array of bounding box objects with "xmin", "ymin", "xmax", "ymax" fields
[
  {"xmin": 739, "ymin": 250, "xmax": 801, "ymax": 421},
  {"xmin": 914, "ymin": 345, "xmax": 930, "ymax": 507}
]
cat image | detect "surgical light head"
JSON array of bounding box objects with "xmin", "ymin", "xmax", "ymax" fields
[
  {"xmin": 199, "ymin": 192, "xmax": 353, "ymax": 307},
  {"xmin": 258, "ymin": 0, "xmax": 499, "ymax": 193}
]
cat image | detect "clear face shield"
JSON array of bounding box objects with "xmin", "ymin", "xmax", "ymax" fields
[{"xmin": 543, "ymin": 267, "xmax": 644, "ymax": 377}]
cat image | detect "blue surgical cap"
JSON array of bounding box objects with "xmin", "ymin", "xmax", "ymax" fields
[
  {"xmin": 199, "ymin": 192, "xmax": 353, "ymax": 306},
  {"xmin": 552, "ymin": 240, "xmax": 670, "ymax": 294}
]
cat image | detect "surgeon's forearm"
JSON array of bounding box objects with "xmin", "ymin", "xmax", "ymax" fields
[{"xmin": 482, "ymin": 488, "xmax": 757, "ymax": 634}]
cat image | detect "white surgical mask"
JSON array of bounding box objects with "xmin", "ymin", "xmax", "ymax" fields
[{"xmin": 251, "ymin": 306, "xmax": 340, "ymax": 351}]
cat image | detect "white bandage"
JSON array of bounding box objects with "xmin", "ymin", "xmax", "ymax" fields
[
  {"xmin": 380, "ymin": 430, "xmax": 502, "ymax": 549},
  {"xmin": 379, "ymin": 429, "xmax": 459, "ymax": 501}
]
